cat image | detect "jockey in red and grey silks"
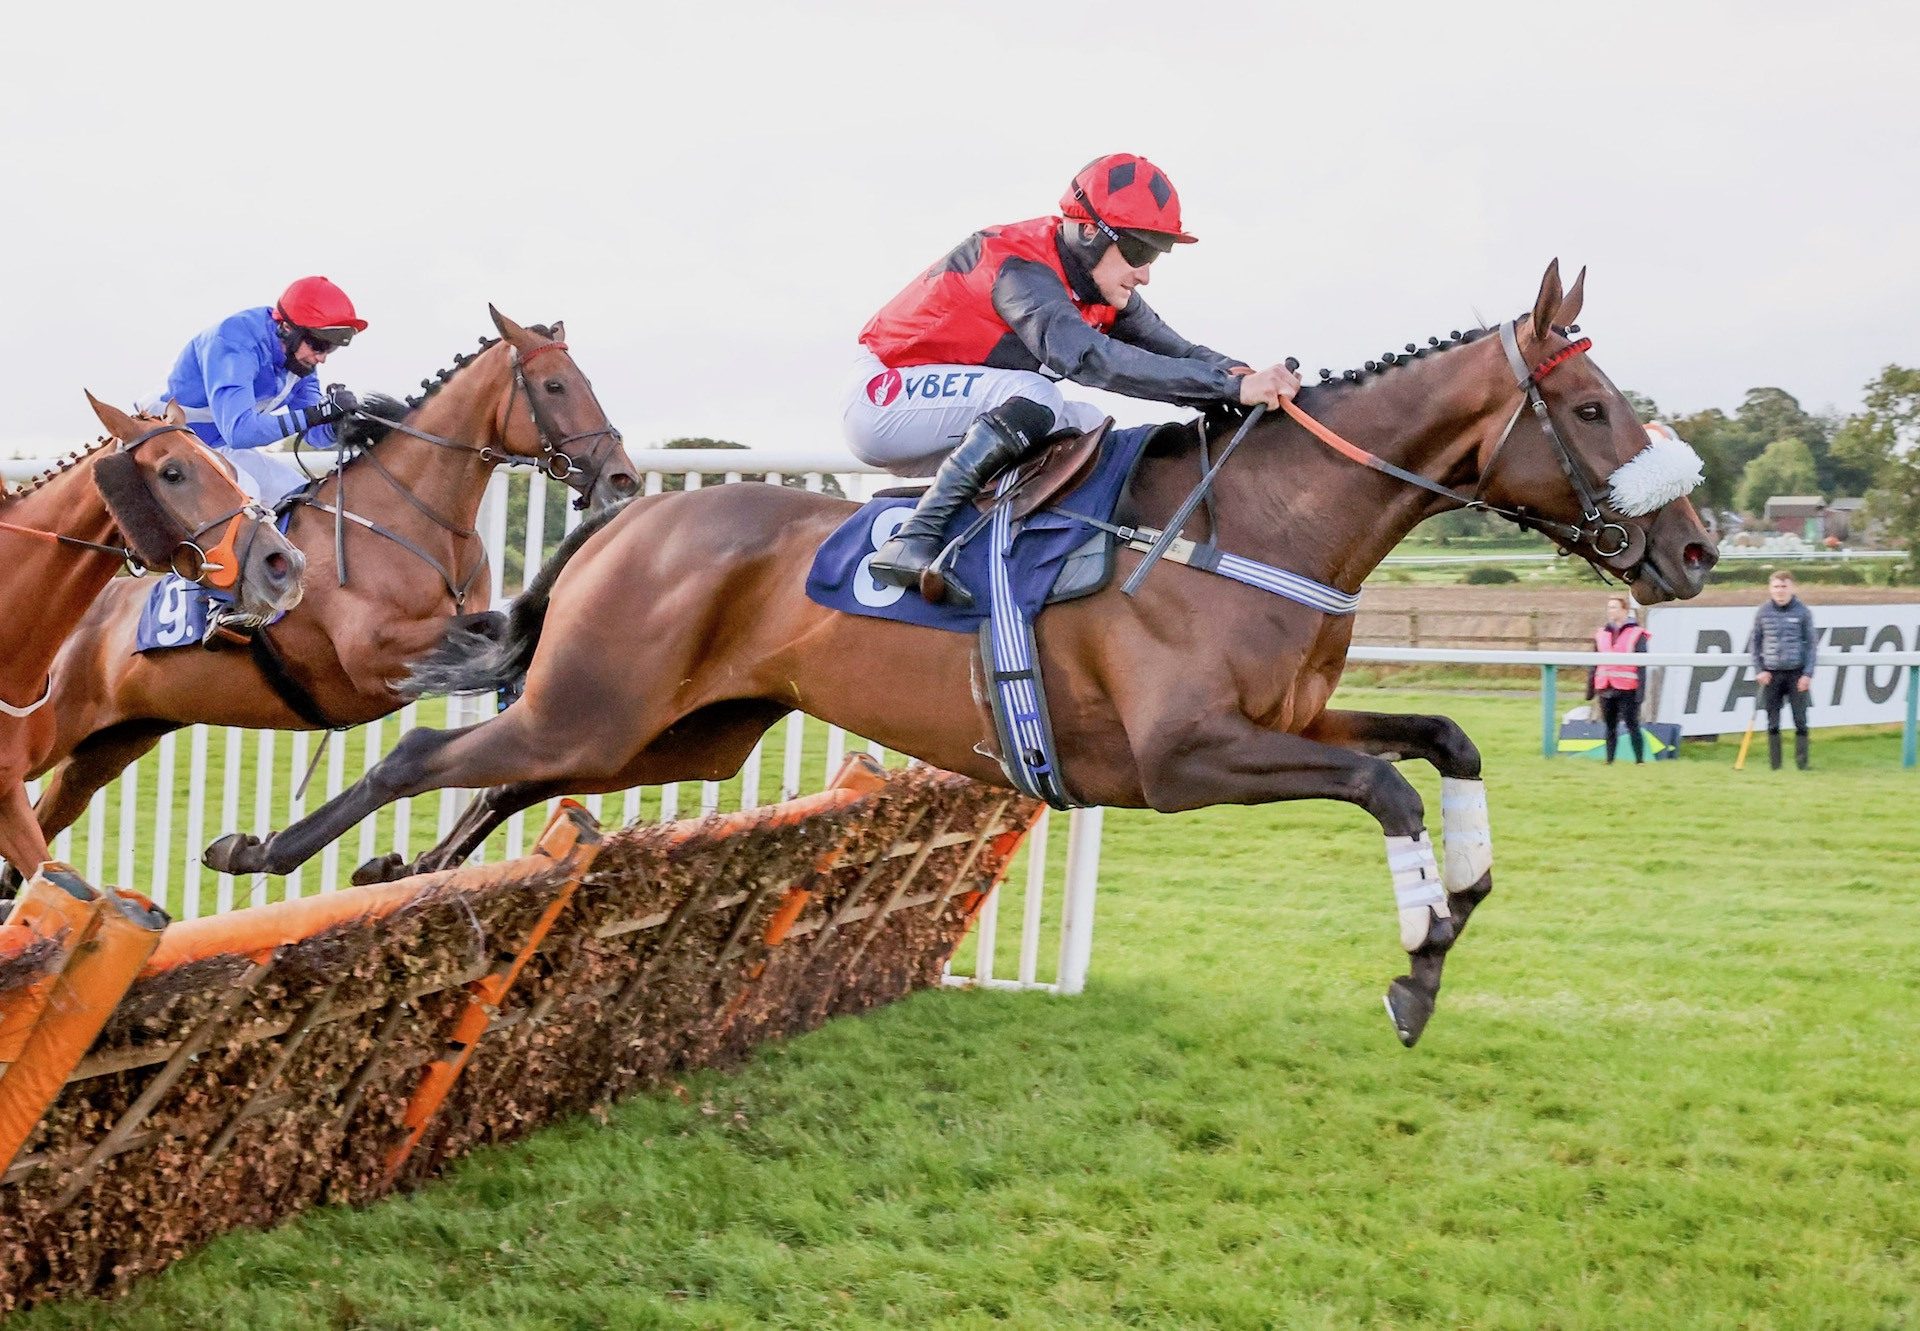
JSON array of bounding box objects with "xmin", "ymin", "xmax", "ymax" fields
[
  {"xmin": 846, "ymin": 153, "xmax": 1297, "ymax": 600},
  {"xmin": 845, "ymin": 166, "xmax": 1253, "ymax": 477},
  {"xmin": 857, "ymin": 215, "xmax": 1244, "ymax": 417}
]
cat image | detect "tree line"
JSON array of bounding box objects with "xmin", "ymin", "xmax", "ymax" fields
[{"xmin": 1628, "ymin": 365, "xmax": 1917, "ymax": 571}]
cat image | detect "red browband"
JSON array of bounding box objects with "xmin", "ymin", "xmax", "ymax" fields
[
  {"xmin": 519, "ymin": 341, "xmax": 571, "ymax": 367},
  {"xmin": 1530, "ymin": 336, "xmax": 1593, "ymax": 383}
]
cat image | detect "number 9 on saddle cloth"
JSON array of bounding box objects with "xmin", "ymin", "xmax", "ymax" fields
[{"xmin": 135, "ymin": 506, "xmax": 299, "ymax": 652}]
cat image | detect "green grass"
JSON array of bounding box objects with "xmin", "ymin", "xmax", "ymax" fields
[{"xmin": 15, "ymin": 692, "xmax": 1920, "ymax": 1329}]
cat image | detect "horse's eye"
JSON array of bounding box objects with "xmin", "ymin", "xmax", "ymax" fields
[
  {"xmin": 1575, "ymin": 403, "xmax": 1605, "ymax": 423},
  {"xmin": 160, "ymin": 463, "xmax": 185, "ymax": 483},
  {"xmin": 544, "ymin": 379, "xmax": 565, "ymax": 395}
]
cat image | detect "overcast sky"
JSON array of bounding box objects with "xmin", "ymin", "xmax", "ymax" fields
[{"xmin": 3, "ymin": 0, "xmax": 1914, "ymax": 460}]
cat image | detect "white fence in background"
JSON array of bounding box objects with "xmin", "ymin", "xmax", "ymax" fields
[
  {"xmin": 1, "ymin": 448, "xmax": 1103, "ymax": 995},
  {"xmin": 1380, "ymin": 548, "xmax": 1905, "ymax": 567}
]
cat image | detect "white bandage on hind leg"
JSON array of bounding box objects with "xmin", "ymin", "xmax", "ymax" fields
[
  {"xmin": 1385, "ymin": 831, "xmax": 1447, "ymax": 951},
  {"xmin": 1440, "ymin": 777, "xmax": 1493, "ymax": 892}
]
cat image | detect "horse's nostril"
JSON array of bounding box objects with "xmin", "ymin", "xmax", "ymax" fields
[
  {"xmin": 1684, "ymin": 542, "xmax": 1716, "ymax": 571},
  {"xmin": 611, "ymin": 473, "xmax": 638, "ymax": 495},
  {"xmin": 265, "ymin": 551, "xmax": 290, "ymax": 581}
]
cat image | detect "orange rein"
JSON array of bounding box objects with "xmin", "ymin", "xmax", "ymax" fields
[
  {"xmin": 1275, "ymin": 395, "xmax": 1379, "ymax": 469},
  {"xmin": 0, "ymin": 427, "xmax": 261, "ymax": 591}
]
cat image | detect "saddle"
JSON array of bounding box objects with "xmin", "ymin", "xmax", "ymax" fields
[
  {"xmin": 870, "ymin": 421, "xmax": 1118, "ymax": 609},
  {"xmin": 974, "ymin": 419, "xmax": 1111, "ymax": 523}
]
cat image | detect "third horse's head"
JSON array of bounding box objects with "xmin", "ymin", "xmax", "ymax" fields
[
  {"xmin": 1472, "ymin": 261, "xmax": 1718, "ymax": 603},
  {"xmin": 485, "ymin": 307, "xmax": 640, "ymax": 512},
  {"xmin": 85, "ymin": 393, "xmax": 305, "ymax": 619}
]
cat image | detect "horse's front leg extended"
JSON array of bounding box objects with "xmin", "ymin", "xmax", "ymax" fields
[
  {"xmin": 1136, "ymin": 715, "xmax": 1455, "ymax": 1047},
  {"xmin": 205, "ymin": 720, "xmax": 488, "ymax": 877},
  {"xmin": 1301, "ymin": 709, "xmax": 1494, "ymax": 935}
]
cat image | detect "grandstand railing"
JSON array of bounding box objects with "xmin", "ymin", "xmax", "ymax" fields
[{"xmin": 0, "ymin": 449, "xmax": 1102, "ymax": 995}]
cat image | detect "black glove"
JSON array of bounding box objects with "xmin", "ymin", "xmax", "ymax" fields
[{"xmin": 300, "ymin": 384, "xmax": 360, "ymax": 430}]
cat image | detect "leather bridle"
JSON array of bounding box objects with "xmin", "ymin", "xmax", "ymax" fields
[
  {"xmin": 0, "ymin": 423, "xmax": 270, "ymax": 716},
  {"xmin": 1272, "ymin": 319, "xmax": 1650, "ymax": 578},
  {"xmin": 1473, "ymin": 320, "xmax": 1633, "ymax": 561},
  {"xmin": 0, "ymin": 423, "xmax": 267, "ymax": 589},
  {"xmin": 300, "ymin": 338, "xmax": 625, "ymax": 603}
]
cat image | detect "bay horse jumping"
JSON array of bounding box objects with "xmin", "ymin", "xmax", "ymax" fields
[
  {"xmin": 207, "ymin": 263, "xmax": 1719, "ymax": 1045},
  {"xmin": 0, "ymin": 394, "xmax": 303, "ymax": 877},
  {"xmin": 11, "ymin": 309, "xmax": 637, "ymax": 878}
]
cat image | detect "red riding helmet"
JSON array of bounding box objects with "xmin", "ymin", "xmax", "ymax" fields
[
  {"xmin": 1060, "ymin": 153, "xmax": 1197, "ymax": 246},
  {"xmin": 274, "ymin": 275, "xmax": 368, "ymax": 340}
]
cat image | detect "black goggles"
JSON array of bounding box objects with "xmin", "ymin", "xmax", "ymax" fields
[
  {"xmin": 300, "ymin": 325, "xmax": 356, "ymax": 350},
  {"xmin": 1112, "ymin": 229, "xmax": 1175, "ymax": 269}
]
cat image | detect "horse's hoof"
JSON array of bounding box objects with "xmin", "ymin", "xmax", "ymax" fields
[
  {"xmin": 1447, "ymin": 868, "xmax": 1494, "ymax": 938},
  {"xmin": 1384, "ymin": 976, "xmax": 1437, "ymax": 1048},
  {"xmin": 351, "ymin": 852, "xmax": 412, "ymax": 886},
  {"xmin": 203, "ymin": 833, "xmax": 264, "ymax": 875}
]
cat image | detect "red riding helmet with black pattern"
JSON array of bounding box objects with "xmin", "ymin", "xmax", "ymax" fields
[{"xmin": 1060, "ymin": 153, "xmax": 1198, "ymax": 251}]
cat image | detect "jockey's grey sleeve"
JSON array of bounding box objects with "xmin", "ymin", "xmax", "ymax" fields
[
  {"xmin": 992, "ymin": 257, "xmax": 1242, "ymax": 406},
  {"xmin": 1109, "ymin": 296, "xmax": 1246, "ymax": 374}
]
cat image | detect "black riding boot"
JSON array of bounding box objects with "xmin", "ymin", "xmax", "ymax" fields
[
  {"xmin": 869, "ymin": 398, "xmax": 1056, "ymax": 598},
  {"xmin": 1795, "ymin": 732, "xmax": 1810, "ymax": 770},
  {"xmin": 1768, "ymin": 732, "xmax": 1783, "ymax": 771}
]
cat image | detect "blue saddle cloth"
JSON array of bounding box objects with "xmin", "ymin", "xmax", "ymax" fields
[
  {"xmin": 806, "ymin": 423, "xmax": 1159, "ymax": 632},
  {"xmin": 135, "ymin": 577, "xmax": 221, "ymax": 651},
  {"xmin": 135, "ymin": 508, "xmax": 295, "ymax": 652}
]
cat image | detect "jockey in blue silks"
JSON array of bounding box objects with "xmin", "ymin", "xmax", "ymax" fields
[
  {"xmin": 137, "ymin": 276, "xmax": 366, "ymax": 642},
  {"xmin": 138, "ymin": 275, "xmax": 367, "ymax": 511}
]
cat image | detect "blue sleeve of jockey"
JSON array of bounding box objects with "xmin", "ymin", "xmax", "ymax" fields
[
  {"xmin": 202, "ymin": 338, "xmax": 298, "ymax": 449},
  {"xmin": 286, "ymin": 374, "xmax": 323, "ymax": 413}
]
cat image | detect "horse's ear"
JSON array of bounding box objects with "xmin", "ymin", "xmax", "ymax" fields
[
  {"xmin": 86, "ymin": 390, "xmax": 138, "ymax": 441},
  {"xmin": 488, "ymin": 304, "xmax": 526, "ymax": 342},
  {"xmin": 1528, "ymin": 259, "xmax": 1563, "ymax": 339},
  {"xmin": 550, "ymin": 319, "xmax": 565, "ymax": 342},
  {"xmin": 1555, "ymin": 265, "xmax": 1586, "ymax": 329}
]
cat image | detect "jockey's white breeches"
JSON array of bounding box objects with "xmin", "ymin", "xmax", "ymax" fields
[
  {"xmin": 222, "ymin": 447, "xmax": 314, "ymax": 508},
  {"xmin": 839, "ymin": 348, "xmax": 1107, "ymax": 477}
]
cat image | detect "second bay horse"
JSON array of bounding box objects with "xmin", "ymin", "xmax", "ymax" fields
[{"xmin": 12, "ymin": 309, "xmax": 637, "ymax": 874}]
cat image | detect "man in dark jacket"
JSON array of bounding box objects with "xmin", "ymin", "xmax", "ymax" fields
[{"xmin": 1748, "ymin": 570, "xmax": 1819, "ymax": 770}]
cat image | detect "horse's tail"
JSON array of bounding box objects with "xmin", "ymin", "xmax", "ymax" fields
[{"xmin": 401, "ymin": 497, "xmax": 633, "ymax": 698}]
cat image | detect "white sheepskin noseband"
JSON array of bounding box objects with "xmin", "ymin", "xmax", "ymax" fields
[{"xmin": 1606, "ymin": 422, "xmax": 1705, "ymax": 517}]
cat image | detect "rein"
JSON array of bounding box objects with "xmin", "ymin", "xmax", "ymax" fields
[
  {"xmin": 0, "ymin": 422, "xmax": 267, "ymax": 715},
  {"xmin": 296, "ymin": 337, "xmax": 621, "ymax": 600},
  {"xmin": 1122, "ymin": 319, "xmax": 1637, "ymax": 596},
  {"xmin": 1272, "ymin": 322, "xmax": 1603, "ymax": 549},
  {"xmin": 0, "ymin": 424, "xmax": 264, "ymax": 582},
  {"xmin": 1269, "ymin": 320, "xmax": 1644, "ymax": 571}
]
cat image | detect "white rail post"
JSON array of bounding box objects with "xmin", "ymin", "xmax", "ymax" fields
[
  {"xmin": 1017, "ymin": 808, "xmax": 1049, "ymax": 987},
  {"xmin": 1056, "ymin": 807, "xmax": 1104, "ymax": 995}
]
